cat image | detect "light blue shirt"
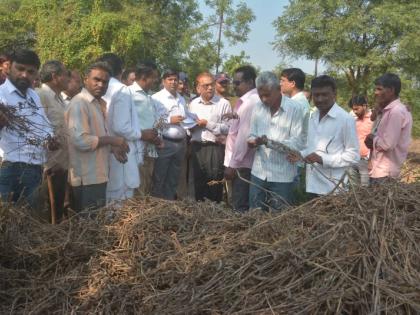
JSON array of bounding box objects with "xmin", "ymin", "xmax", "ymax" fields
[
  {"xmin": 128, "ymin": 82, "xmax": 166, "ymax": 157},
  {"xmin": 249, "ymin": 96, "xmax": 306, "ymax": 182},
  {"xmin": 0, "ymin": 79, "xmax": 52, "ymax": 165}
]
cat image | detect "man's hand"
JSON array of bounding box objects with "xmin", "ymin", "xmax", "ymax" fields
[
  {"xmin": 221, "ymin": 112, "xmax": 239, "ymax": 120},
  {"xmin": 287, "ymin": 151, "xmax": 302, "ymax": 163},
  {"xmin": 141, "ymin": 128, "xmax": 158, "ymax": 143},
  {"xmin": 248, "ymin": 136, "xmax": 266, "ymax": 148},
  {"xmin": 46, "ymin": 136, "xmax": 60, "ymax": 151},
  {"xmin": 111, "ymin": 137, "xmax": 130, "ymax": 153},
  {"xmin": 196, "ymin": 119, "xmax": 207, "ymax": 127},
  {"xmin": 154, "ymin": 136, "xmax": 164, "ymax": 148},
  {"xmin": 111, "ymin": 146, "xmax": 128, "ymax": 164},
  {"xmin": 224, "ymin": 167, "xmax": 236, "ymax": 180},
  {"xmin": 364, "ymin": 134, "xmax": 374, "ymax": 150},
  {"xmin": 170, "ymin": 115, "xmax": 184, "ymax": 124},
  {"xmin": 303, "ymin": 152, "xmax": 323, "ymax": 164}
]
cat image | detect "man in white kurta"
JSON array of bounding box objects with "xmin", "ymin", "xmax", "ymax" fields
[{"xmin": 106, "ymin": 86, "xmax": 143, "ymax": 204}]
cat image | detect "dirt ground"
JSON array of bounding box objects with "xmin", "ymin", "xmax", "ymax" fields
[{"xmin": 408, "ymin": 139, "xmax": 420, "ymax": 162}]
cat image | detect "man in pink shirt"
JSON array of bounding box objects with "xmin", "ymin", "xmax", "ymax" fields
[
  {"xmin": 365, "ymin": 73, "xmax": 412, "ymax": 184},
  {"xmin": 348, "ymin": 95, "xmax": 372, "ymax": 186},
  {"xmin": 224, "ymin": 65, "xmax": 260, "ymax": 212}
]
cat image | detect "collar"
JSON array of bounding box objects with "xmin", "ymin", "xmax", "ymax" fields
[
  {"xmin": 132, "ymin": 81, "xmax": 146, "ymax": 93},
  {"xmin": 240, "ymin": 88, "xmax": 258, "ymax": 102},
  {"xmin": 199, "ymin": 94, "xmax": 220, "ymax": 105},
  {"xmin": 161, "ymin": 88, "xmax": 180, "ymax": 100},
  {"xmin": 61, "ymin": 91, "xmax": 71, "ymax": 100},
  {"xmin": 3, "ymin": 78, "xmax": 33, "ymax": 99},
  {"xmin": 40, "ymin": 83, "xmax": 61, "ymax": 98},
  {"xmin": 325, "ymin": 103, "xmax": 340, "ymax": 118},
  {"xmin": 383, "ymin": 99, "xmax": 401, "ymax": 112},
  {"xmin": 291, "ymin": 91, "xmax": 306, "ymax": 101},
  {"xmin": 80, "ymin": 88, "xmax": 101, "ymax": 104}
]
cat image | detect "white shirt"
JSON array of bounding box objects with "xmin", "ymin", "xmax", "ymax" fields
[
  {"xmin": 301, "ymin": 103, "xmax": 360, "ymax": 195},
  {"xmin": 107, "ymin": 86, "xmax": 143, "ymax": 197},
  {"xmin": 61, "ymin": 92, "xmax": 72, "ymax": 107},
  {"xmin": 152, "ymin": 88, "xmax": 187, "ymax": 121},
  {"xmin": 104, "ymin": 77, "xmax": 125, "ymax": 110},
  {"xmin": 0, "ymin": 79, "xmax": 52, "ymax": 165},
  {"xmin": 189, "ymin": 95, "xmax": 232, "ymax": 142},
  {"xmin": 249, "ymin": 97, "xmax": 306, "ymax": 183}
]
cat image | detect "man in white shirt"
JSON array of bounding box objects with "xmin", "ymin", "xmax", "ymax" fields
[
  {"xmin": 0, "ymin": 49, "xmax": 58, "ymax": 207},
  {"xmin": 189, "ymin": 72, "xmax": 232, "ymax": 202},
  {"xmin": 289, "ymin": 75, "xmax": 360, "ymax": 197},
  {"xmin": 128, "ymin": 62, "xmax": 163, "ymax": 196},
  {"xmin": 151, "ymin": 69, "xmax": 188, "ymax": 200},
  {"xmin": 247, "ymin": 72, "xmax": 306, "ymax": 210}
]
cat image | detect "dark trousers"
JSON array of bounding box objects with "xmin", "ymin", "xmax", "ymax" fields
[
  {"xmin": 71, "ymin": 183, "xmax": 107, "ymax": 213},
  {"xmin": 191, "ymin": 142, "xmax": 224, "ymax": 202},
  {"xmin": 232, "ymin": 168, "xmax": 251, "ymax": 212},
  {"xmin": 152, "ymin": 138, "xmax": 186, "ymax": 200},
  {"xmin": 0, "ymin": 161, "xmax": 42, "ymax": 208},
  {"xmin": 46, "ymin": 169, "xmax": 68, "ymax": 223},
  {"xmin": 249, "ymin": 175, "xmax": 294, "ymax": 211}
]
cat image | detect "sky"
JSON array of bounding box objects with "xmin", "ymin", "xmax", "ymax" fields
[{"xmin": 198, "ymin": 0, "xmax": 325, "ymax": 74}]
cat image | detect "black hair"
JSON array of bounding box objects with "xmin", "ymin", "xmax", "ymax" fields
[
  {"xmin": 96, "ymin": 53, "xmax": 123, "ymax": 77},
  {"xmin": 9, "ymin": 49, "xmax": 41, "ymax": 69},
  {"xmin": 374, "ymin": 73, "xmax": 401, "ymax": 97},
  {"xmin": 311, "ymin": 75, "xmax": 337, "ymax": 92},
  {"xmin": 281, "ymin": 68, "xmax": 305, "ymax": 90},
  {"xmin": 235, "ymin": 65, "xmax": 257, "ymax": 86},
  {"xmin": 348, "ymin": 95, "xmax": 368, "ymax": 108},
  {"xmin": 84, "ymin": 61, "xmax": 112, "ymax": 77},
  {"xmin": 39, "ymin": 60, "xmax": 65, "ymax": 83},
  {"xmin": 135, "ymin": 61, "xmax": 158, "ymax": 80},
  {"xmin": 161, "ymin": 68, "xmax": 178, "ymax": 80}
]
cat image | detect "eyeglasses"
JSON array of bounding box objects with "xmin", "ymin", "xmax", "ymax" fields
[
  {"xmin": 200, "ymin": 82, "xmax": 215, "ymax": 89},
  {"xmin": 232, "ymin": 80, "xmax": 243, "ymax": 86}
]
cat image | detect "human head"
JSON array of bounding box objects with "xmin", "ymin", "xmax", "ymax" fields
[
  {"xmin": 64, "ymin": 70, "xmax": 83, "ymax": 98},
  {"xmin": 84, "ymin": 62, "xmax": 111, "ymax": 99},
  {"xmin": 134, "ymin": 61, "xmax": 159, "ymax": 92},
  {"xmin": 0, "ymin": 53, "xmax": 11, "ymax": 84},
  {"xmin": 178, "ymin": 72, "xmax": 189, "ymax": 95},
  {"xmin": 8, "ymin": 49, "xmax": 41, "ymax": 93},
  {"xmin": 121, "ymin": 67, "xmax": 136, "ymax": 86},
  {"xmin": 256, "ymin": 71, "xmax": 282, "ymax": 110},
  {"xmin": 196, "ymin": 72, "xmax": 215, "ymax": 102},
  {"xmin": 161, "ymin": 69, "xmax": 179, "ymax": 96},
  {"xmin": 280, "ymin": 68, "xmax": 305, "ymax": 96},
  {"xmin": 311, "ymin": 75, "xmax": 337, "ymax": 114},
  {"xmin": 39, "ymin": 60, "xmax": 69, "ymax": 92},
  {"xmin": 233, "ymin": 65, "xmax": 256, "ymax": 97},
  {"xmin": 348, "ymin": 95, "xmax": 368, "ymax": 119},
  {"xmin": 215, "ymin": 72, "xmax": 230, "ymax": 98},
  {"xmin": 96, "ymin": 53, "xmax": 123, "ymax": 79},
  {"xmin": 374, "ymin": 73, "xmax": 401, "ymax": 108}
]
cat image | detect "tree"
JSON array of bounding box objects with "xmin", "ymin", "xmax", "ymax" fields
[
  {"xmin": 221, "ymin": 51, "xmax": 250, "ymax": 76},
  {"xmin": 204, "ymin": 0, "xmax": 255, "ymax": 72},
  {"xmin": 273, "ymin": 0, "xmax": 420, "ymax": 95}
]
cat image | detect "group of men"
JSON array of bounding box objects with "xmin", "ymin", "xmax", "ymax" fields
[{"xmin": 0, "ymin": 49, "xmax": 413, "ymax": 220}]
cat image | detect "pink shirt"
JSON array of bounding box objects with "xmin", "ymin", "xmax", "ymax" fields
[
  {"xmin": 370, "ymin": 99, "xmax": 412, "ymax": 178},
  {"xmin": 353, "ymin": 110, "xmax": 373, "ymax": 158},
  {"xmin": 224, "ymin": 88, "xmax": 260, "ymax": 169}
]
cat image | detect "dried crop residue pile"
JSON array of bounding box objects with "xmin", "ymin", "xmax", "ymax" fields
[{"xmin": 0, "ymin": 183, "xmax": 419, "ymax": 314}]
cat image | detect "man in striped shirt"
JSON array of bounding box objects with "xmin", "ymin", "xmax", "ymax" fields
[
  {"xmin": 247, "ymin": 72, "xmax": 306, "ymax": 210},
  {"xmin": 65, "ymin": 62, "xmax": 129, "ymax": 213}
]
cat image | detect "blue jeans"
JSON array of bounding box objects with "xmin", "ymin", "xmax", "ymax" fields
[
  {"xmin": 0, "ymin": 161, "xmax": 42, "ymax": 208},
  {"xmin": 249, "ymin": 175, "xmax": 294, "ymax": 211}
]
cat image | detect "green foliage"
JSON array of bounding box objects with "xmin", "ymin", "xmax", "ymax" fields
[
  {"xmin": 274, "ymin": 0, "xmax": 420, "ymax": 137},
  {"xmin": 221, "ymin": 51, "xmax": 250, "ymax": 76}
]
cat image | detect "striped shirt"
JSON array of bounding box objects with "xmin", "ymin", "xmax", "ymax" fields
[
  {"xmin": 249, "ymin": 97, "xmax": 306, "ymax": 182},
  {"xmin": 65, "ymin": 88, "xmax": 110, "ymax": 186}
]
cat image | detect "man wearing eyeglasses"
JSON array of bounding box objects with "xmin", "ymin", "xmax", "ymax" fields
[{"xmin": 189, "ymin": 72, "xmax": 232, "ymax": 202}]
